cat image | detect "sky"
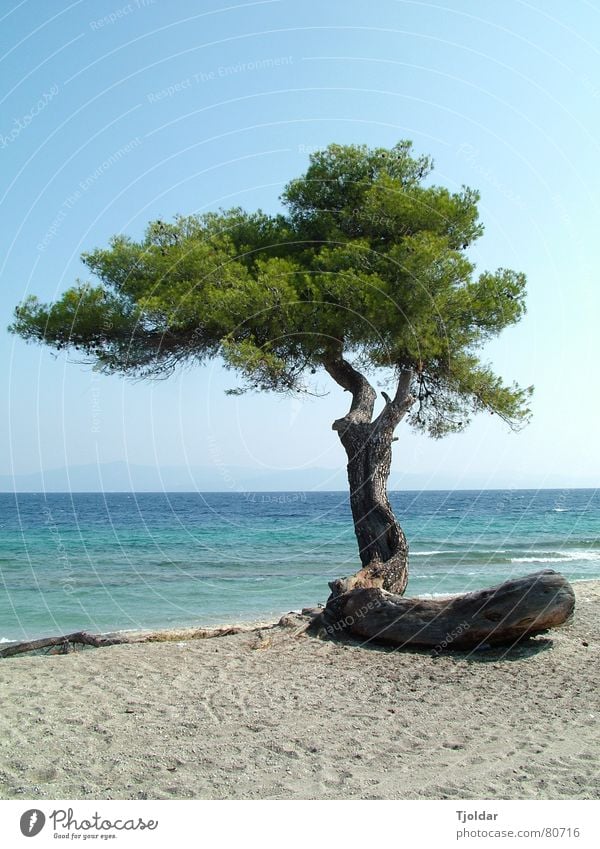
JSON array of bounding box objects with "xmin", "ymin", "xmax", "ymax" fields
[{"xmin": 1, "ymin": 0, "xmax": 599, "ymax": 490}]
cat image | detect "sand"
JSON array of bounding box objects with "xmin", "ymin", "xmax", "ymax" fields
[{"xmin": 0, "ymin": 581, "xmax": 598, "ymax": 800}]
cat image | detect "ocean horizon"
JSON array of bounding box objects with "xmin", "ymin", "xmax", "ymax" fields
[{"xmin": 1, "ymin": 488, "xmax": 598, "ymax": 642}]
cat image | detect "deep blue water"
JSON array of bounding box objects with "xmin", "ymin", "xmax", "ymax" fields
[{"xmin": 0, "ymin": 489, "xmax": 598, "ymax": 641}]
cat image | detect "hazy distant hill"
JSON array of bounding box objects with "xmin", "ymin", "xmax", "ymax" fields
[
  {"xmin": 0, "ymin": 461, "xmax": 588, "ymax": 492},
  {"xmin": 0, "ymin": 461, "xmax": 349, "ymax": 493}
]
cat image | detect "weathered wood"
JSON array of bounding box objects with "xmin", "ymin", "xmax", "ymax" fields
[
  {"xmin": 321, "ymin": 569, "xmax": 575, "ymax": 649},
  {"xmin": 0, "ymin": 625, "xmax": 244, "ymax": 659},
  {"xmin": 0, "ymin": 630, "xmax": 127, "ymax": 658}
]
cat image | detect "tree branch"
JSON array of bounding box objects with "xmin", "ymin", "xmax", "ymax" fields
[
  {"xmin": 374, "ymin": 368, "xmax": 414, "ymax": 429},
  {"xmin": 323, "ymin": 350, "xmax": 376, "ymax": 426}
]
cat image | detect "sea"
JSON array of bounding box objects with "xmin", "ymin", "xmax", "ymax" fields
[{"xmin": 0, "ymin": 489, "xmax": 598, "ymax": 642}]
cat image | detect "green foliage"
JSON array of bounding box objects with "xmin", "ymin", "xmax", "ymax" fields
[{"xmin": 10, "ymin": 141, "xmax": 532, "ymax": 435}]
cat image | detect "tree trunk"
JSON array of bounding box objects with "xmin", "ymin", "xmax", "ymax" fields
[
  {"xmin": 329, "ymin": 417, "xmax": 409, "ymax": 598},
  {"xmin": 323, "ymin": 353, "xmax": 414, "ymax": 608},
  {"xmin": 320, "ymin": 569, "xmax": 575, "ymax": 649}
]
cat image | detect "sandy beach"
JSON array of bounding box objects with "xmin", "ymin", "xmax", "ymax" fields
[{"xmin": 0, "ymin": 581, "xmax": 598, "ymax": 801}]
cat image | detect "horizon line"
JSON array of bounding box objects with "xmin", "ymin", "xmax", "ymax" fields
[{"xmin": 0, "ymin": 486, "xmax": 597, "ymax": 494}]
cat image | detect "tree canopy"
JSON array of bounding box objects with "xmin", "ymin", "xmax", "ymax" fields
[{"xmin": 10, "ymin": 140, "xmax": 532, "ymax": 437}]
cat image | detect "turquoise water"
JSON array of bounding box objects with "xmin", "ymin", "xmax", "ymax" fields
[{"xmin": 0, "ymin": 489, "xmax": 599, "ymax": 641}]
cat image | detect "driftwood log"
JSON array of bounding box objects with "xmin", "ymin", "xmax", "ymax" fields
[
  {"xmin": 320, "ymin": 569, "xmax": 575, "ymax": 649},
  {"xmin": 0, "ymin": 631, "xmax": 126, "ymax": 658},
  {"xmin": 0, "ymin": 625, "xmax": 242, "ymax": 659}
]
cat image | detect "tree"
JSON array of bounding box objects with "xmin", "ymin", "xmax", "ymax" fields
[{"xmin": 13, "ymin": 142, "xmax": 572, "ymax": 646}]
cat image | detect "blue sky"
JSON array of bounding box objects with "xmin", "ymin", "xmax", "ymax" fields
[{"xmin": 1, "ymin": 0, "xmax": 599, "ymax": 489}]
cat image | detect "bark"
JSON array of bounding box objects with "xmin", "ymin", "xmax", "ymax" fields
[
  {"xmin": 323, "ymin": 353, "xmax": 413, "ymax": 605},
  {"xmin": 320, "ymin": 569, "xmax": 575, "ymax": 649}
]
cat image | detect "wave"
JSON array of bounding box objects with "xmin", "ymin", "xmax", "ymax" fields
[
  {"xmin": 511, "ymin": 550, "xmax": 600, "ymax": 564},
  {"xmin": 413, "ymin": 548, "xmax": 513, "ymax": 557},
  {"xmin": 411, "ymin": 550, "xmax": 454, "ymax": 556}
]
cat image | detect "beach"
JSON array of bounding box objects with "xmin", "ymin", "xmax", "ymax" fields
[{"xmin": 0, "ymin": 581, "xmax": 598, "ymax": 801}]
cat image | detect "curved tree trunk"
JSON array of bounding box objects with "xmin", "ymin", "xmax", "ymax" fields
[
  {"xmin": 329, "ymin": 418, "xmax": 409, "ymax": 598},
  {"xmin": 323, "ymin": 352, "xmax": 413, "ymax": 607}
]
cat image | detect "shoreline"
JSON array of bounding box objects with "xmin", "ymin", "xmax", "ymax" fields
[
  {"xmin": 2, "ymin": 489, "xmax": 597, "ymax": 647},
  {"xmin": 2, "ymin": 576, "xmax": 598, "ymax": 653},
  {"xmin": 0, "ymin": 613, "xmax": 301, "ymax": 651},
  {"xmin": 0, "ymin": 581, "xmax": 598, "ymax": 799}
]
